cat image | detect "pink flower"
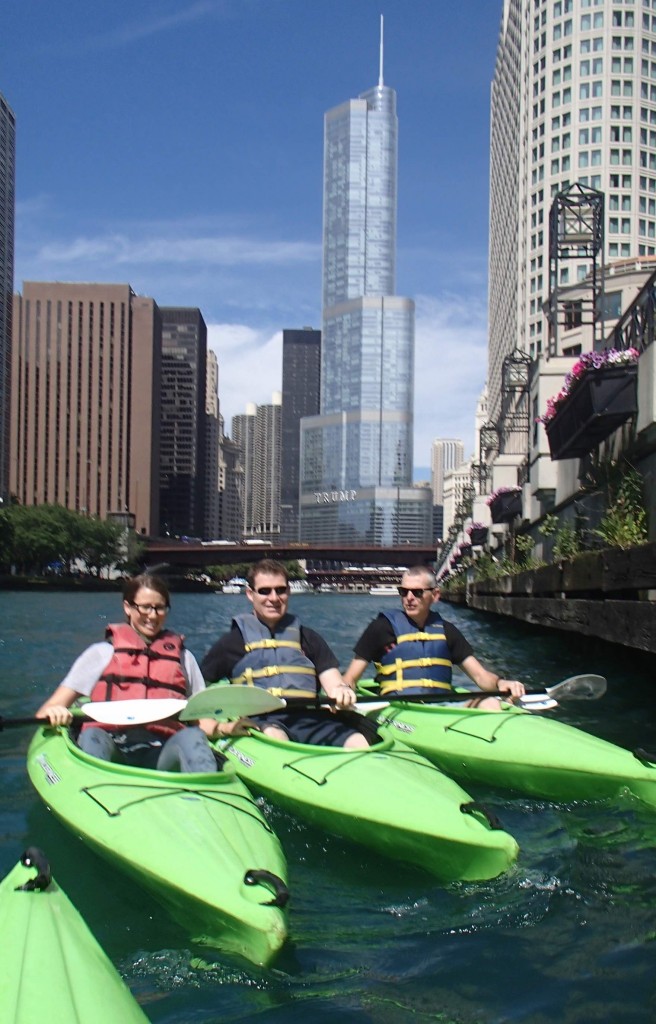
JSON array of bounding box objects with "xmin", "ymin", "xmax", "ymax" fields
[
  {"xmin": 486, "ymin": 486, "xmax": 521, "ymax": 506},
  {"xmin": 539, "ymin": 348, "xmax": 639, "ymax": 424}
]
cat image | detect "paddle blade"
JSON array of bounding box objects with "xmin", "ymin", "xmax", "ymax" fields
[
  {"xmin": 77, "ymin": 699, "xmax": 185, "ymax": 726},
  {"xmin": 548, "ymin": 674, "xmax": 607, "ymax": 701},
  {"xmin": 180, "ymin": 684, "xmax": 286, "ymax": 721}
]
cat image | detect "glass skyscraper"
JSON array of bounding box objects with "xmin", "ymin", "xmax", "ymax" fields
[
  {"xmin": 299, "ymin": 45, "xmax": 431, "ymax": 545},
  {"xmin": 0, "ymin": 93, "xmax": 15, "ymax": 505}
]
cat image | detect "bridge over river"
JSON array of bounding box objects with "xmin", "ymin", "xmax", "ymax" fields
[{"xmin": 144, "ymin": 540, "xmax": 437, "ymax": 573}]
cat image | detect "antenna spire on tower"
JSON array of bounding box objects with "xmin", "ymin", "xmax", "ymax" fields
[{"xmin": 378, "ymin": 14, "xmax": 384, "ymax": 87}]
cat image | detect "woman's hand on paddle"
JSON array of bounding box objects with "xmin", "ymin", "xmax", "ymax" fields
[{"xmin": 37, "ymin": 705, "xmax": 73, "ymax": 727}]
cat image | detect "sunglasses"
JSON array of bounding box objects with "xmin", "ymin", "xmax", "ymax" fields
[
  {"xmin": 255, "ymin": 585, "xmax": 289, "ymax": 596},
  {"xmin": 397, "ymin": 586, "xmax": 433, "ymax": 599}
]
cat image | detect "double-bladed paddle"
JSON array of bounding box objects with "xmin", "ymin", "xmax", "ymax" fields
[
  {"xmin": 0, "ymin": 684, "xmax": 285, "ymax": 732},
  {"xmin": 287, "ymin": 673, "xmax": 607, "ymax": 713}
]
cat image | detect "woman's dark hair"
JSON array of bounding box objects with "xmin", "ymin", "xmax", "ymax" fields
[{"xmin": 122, "ymin": 573, "xmax": 170, "ymax": 608}]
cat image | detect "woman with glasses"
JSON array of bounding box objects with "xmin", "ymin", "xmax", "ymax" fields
[
  {"xmin": 343, "ymin": 566, "xmax": 526, "ymax": 710},
  {"xmin": 36, "ymin": 573, "xmax": 233, "ymax": 770},
  {"xmin": 201, "ymin": 559, "xmax": 378, "ymax": 748}
]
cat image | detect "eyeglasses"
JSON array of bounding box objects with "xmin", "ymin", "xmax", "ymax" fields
[
  {"xmin": 130, "ymin": 602, "xmax": 169, "ymax": 615},
  {"xmin": 397, "ymin": 586, "xmax": 433, "ymax": 599},
  {"xmin": 254, "ymin": 585, "xmax": 289, "ymax": 596}
]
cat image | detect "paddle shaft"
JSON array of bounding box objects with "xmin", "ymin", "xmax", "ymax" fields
[
  {"xmin": 284, "ymin": 690, "xmax": 554, "ymax": 707},
  {"xmin": 0, "ymin": 708, "xmax": 163, "ymax": 733}
]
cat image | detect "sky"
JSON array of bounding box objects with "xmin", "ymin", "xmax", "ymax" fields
[{"xmin": 3, "ymin": 0, "xmax": 503, "ymax": 476}]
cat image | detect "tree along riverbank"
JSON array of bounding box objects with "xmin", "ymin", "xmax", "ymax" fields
[
  {"xmin": 441, "ymin": 541, "xmax": 656, "ymax": 654},
  {"xmin": 0, "ymin": 574, "xmax": 217, "ymax": 593}
]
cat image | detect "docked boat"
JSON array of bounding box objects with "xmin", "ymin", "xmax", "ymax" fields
[
  {"xmin": 363, "ymin": 700, "xmax": 656, "ymax": 806},
  {"xmin": 27, "ymin": 725, "xmax": 289, "ymax": 966},
  {"xmin": 217, "ymin": 732, "xmax": 518, "ymax": 882},
  {"xmin": 368, "ymin": 583, "xmax": 399, "ymax": 597},
  {"xmin": 221, "ymin": 576, "xmax": 248, "ymax": 594},
  {"xmin": 0, "ymin": 848, "xmax": 149, "ymax": 1022},
  {"xmin": 289, "ymin": 579, "xmax": 313, "ymax": 593}
]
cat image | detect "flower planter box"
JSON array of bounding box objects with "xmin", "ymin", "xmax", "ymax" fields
[
  {"xmin": 545, "ymin": 365, "xmax": 638, "ymax": 461},
  {"xmin": 469, "ymin": 528, "xmax": 488, "ymax": 546},
  {"xmin": 489, "ymin": 491, "xmax": 522, "ymax": 524}
]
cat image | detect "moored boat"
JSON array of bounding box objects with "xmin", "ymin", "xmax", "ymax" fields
[
  {"xmin": 365, "ymin": 700, "xmax": 656, "ymax": 806},
  {"xmin": 217, "ymin": 732, "xmax": 518, "ymax": 882},
  {"xmin": 0, "ymin": 848, "xmax": 149, "ymax": 1023},
  {"xmin": 27, "ymin": 725, "xmax": 289, "ymax": 966}
]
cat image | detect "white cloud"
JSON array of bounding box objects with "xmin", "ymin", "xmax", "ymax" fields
[
  {"xmin": 413, "ymin": 292, "xmax": 488, "ymax": 467},
  {"xmin": 208, "ymin": 324, "xmax": 283, "ymax": 431},
  {"xmin": 36, "ymin": 232, "xmax": 319, "ymax": 268}
]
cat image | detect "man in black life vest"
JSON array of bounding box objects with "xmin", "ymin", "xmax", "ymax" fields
[{"xmin": 344, "ymin": 565, "xmax": 525, "ymax": 708}]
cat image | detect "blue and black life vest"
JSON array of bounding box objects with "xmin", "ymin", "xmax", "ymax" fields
[
  {"xmin": 230, "ymin": 613, "xmax": 319, "ymax": 698},
  {"xmin": 375, "ymin": 609, "xmax": 454, "ymax": 699}
]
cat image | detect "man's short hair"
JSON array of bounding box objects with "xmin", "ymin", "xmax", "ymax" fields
[
  {"xmin": 403, "ymin": 565, "xmax": 438, "ymax": 589},
  {"xmin": 247, "ymin": 559, "xmax": 289, "ymax": 589}
]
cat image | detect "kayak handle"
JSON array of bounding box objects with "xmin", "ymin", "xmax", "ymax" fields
[
  {"xmin": 15, "ymin": 847, "xmax": 51, "ymax": 892},
  {"xmin": 634, "ymin": 748, "xmax": 656, "ymax": 766},
  {"xmin": 244, "ymin": 869, "xmax": 290, "ymax": 908},
  {"xmin": 460, "ymin": 801, "xmax": 504, "ymax": 831}
]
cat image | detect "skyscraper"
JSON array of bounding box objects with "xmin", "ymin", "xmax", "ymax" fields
[
  {"xmin": 280, "ymin": 327, "xmax": 320, "ymax": 541},
  {"xmin": 299, "ymin": 22, "xmax": 431, "ymax": 545},
  {"xmin": 232, "ymin": 404, "xmax": 256, "ymax": 537},
  {"xmin": 204, "ymin": 348, "xmax": 220, "ymax": 539},
  {"xmin": 0, "ymin": 94, "xmax": 15, "ymax": 505},
  {"xmin": 430, "ymin": 438, "xmax": 465, "ymax": 541},
  {"xmin": 233, "ymin": 394, "xmax": 282, "ymax": 538},
  {"xmin": 159, "ymin": 307, "xmax": 207, "ymax": 538},
  {"xmin": 430, "ymin": 439, "xmax": 465, "ymax": 507},
  {"xmin": 489, "ymin": 0, "xmax": 656, "ymax": 434},
  {"xmin": 11, "ymin": 283, "xmax": 161, "ymax": 535}
]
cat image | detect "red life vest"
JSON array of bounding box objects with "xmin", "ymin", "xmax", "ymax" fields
[{"xmin": 88, "ymin": 623, "xmax": 187, "ymax": 737}]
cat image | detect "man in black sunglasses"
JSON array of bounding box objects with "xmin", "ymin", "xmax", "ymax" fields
[
  {"xmin": 201, "ymin": 559, "xmax": 377, "ymax": 747},
  {"xmin": 343, "ymin": 566, "xmax": 525, "ymax": 709}
]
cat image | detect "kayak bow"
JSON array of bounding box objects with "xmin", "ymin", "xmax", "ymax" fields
[
  {"xmin": 27, "ymin": 725, "xmax": 289, "ymax": 966},
  {"xmin": 218, "ymin": 731, "xmax": 519, "ymax": 882},
  {"xmin": 366, "ymin": 700, "xmax": 656, "ymax": 806},
  {"xmin": 0, "ymin": 848, "xmax": 149, "ymax": 1023}
]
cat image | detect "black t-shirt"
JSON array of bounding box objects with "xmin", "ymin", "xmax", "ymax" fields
[
  {"xmin": 352, "ymin": 612, "xmax": 473, "ymax": 667},
  {"xmin": 201, "ymin": 618, "xmax": 339, "ymax": 683}
]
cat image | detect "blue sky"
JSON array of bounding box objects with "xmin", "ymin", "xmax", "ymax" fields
[{"xmin": 3, "ymin": 0, "xmax": 502, "ymax": 474}]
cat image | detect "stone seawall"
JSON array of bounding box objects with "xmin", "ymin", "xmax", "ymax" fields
[{"xmin": 442, "ymin": 542, "xmax": 656, "ymax": 654}]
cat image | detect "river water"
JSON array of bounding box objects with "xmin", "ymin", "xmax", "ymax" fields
[{"xmin": 1, "ymin": 590, "xmax": 655, "ymax": 1023}]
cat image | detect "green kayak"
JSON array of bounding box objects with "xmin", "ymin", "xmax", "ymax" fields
[
  {"xmin": 27, "ymin": 726, "xmax": 289, "ymax": 966},
  {"xmin": 366, "ymin": 701, "xmax": 656, "ymax": 806},
  {"xmin": 0, "ymin": 848, "xmax": 149, "ymax": 1023},
  {"xmin": 217, "ymin": 732, "xmax": 519, "ymax": 882}
]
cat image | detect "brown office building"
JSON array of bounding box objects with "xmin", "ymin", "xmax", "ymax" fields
[{"xmin": 11, "ymin": 282, "xmax": 161, "ymax": 535}]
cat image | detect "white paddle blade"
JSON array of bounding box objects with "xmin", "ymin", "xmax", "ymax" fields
[
  {"xmin": 78, "ymin": 699, "xmax": 185, "ymax": 726},
  {"xmin": 180, "ymin": 684, "xmax": 286, "ymax": 722},
  {"xmin": 517, "ymin": 695, "xmax": 559, "ymax": 711}
]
